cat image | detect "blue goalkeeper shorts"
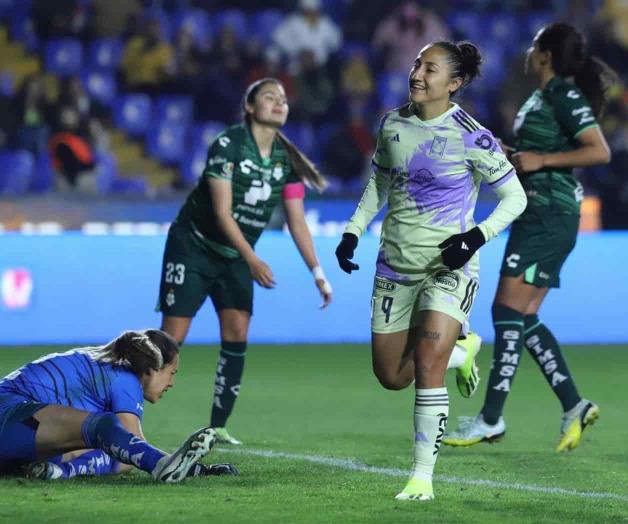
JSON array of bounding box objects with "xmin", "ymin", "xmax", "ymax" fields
[{"xmin": 0, "ymin": 393, "xmax": 47, "ymax": 472}]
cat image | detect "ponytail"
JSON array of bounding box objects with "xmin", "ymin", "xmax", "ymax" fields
[
  {"xmin": 92, "ymin": 329, "xmax": 179, "ymax": 375},
  {"xmin": 432, "ymin": 40, "xmax": 483, "ymax": 96},
  {"xmin": 574, "ymin": 56, "xmax": 617, "ymax": 118},
  {"xmin": 538, "ymin": 22, "xmax": 617, "ymax": 117},
  {"xmin": 276, "ymin": 131, "xmax": 327, "ymax": 192}
]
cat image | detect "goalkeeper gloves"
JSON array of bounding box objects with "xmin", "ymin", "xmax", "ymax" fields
[
  {"xmin": 335, "ymin": 233, "xmax": 359, "ymax": 274},
  {"xmin": 438, "ymin": 227, "xmax": 485, "ymax": 270}
]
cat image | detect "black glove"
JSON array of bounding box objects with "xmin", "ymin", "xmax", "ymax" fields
[
  {"xmin": 188, "ymin": 463, "xmax": 240, "ymax": 477},
  {"xmin": 335, "ymin": 233, "xmax": 360, "ymax": 274},
  {"xmin": 438, "ymin": 227, "xmax": 486, "ymax": 270}
]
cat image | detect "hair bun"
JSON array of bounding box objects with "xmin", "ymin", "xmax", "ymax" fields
[{"xmin": 457, "ymin": 41, "xmax": 482, "ymax": 83}]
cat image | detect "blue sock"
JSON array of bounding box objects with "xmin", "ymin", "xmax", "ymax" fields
[
  {"xmin": 81, "ymin": 413, "xmax": 165, "ymax": 473},
  {"xmin": 50, "ymin": 450, "xmax": 119, "ymax": 478}
]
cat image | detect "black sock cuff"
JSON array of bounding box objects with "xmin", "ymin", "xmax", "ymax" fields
[
  {"xmin": 492, "ymin": 303, "xmax": 524, "ymax": 323},
  {"xmin": 523, "ymin": 314, "xmax": 540, "ymax": 330},
  {"xmin": 221, "ymin": 341, "xmax": 247, "ymax": 356}
]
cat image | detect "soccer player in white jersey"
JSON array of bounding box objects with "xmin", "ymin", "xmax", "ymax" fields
[{"xmin": 335, "ymin": 41, "xmax": 528, "ymax": 501}]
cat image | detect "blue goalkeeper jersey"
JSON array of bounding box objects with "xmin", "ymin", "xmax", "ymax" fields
[{"xmin": 0, "ymin": 349, "xmax": 144, "ymax": 419}]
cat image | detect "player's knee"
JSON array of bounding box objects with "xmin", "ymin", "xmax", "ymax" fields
[{"xmin": 373, "ymin": 366, "xmax": 408, "ymax": 390}]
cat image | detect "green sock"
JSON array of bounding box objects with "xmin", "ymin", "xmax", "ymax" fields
[
  {"xmin": 481, "ymin": 304, "xmax": 524, "ymax": 425},
  {"xmin": 524, "ymin": 315, "xmax": 581, "ymax": 412},
  {"xmin": 210, "ymin": 341, "xmax": 246, "ymax": 428}
]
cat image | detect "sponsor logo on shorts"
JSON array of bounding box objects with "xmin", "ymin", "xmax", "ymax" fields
[
  {"xmin": 539, "ymin": 271, "xmax": 550, "ymax": 279},
  {"xmin": 166, "ymin": 289, "xmax": 176, "ymax": 307},
  {"xmin": 375, "ymin": 277, "xmax": 396, "ymax": 292},
  {"xmin": 433, "ymin": 271, "xmax": 459, "ymax": 292}
]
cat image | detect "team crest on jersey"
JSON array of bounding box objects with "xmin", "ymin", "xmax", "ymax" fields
[
  {"xmin": 433, "ymin": 271, "xmax": 459, "ymax": 292},
  {"xmin": 222, "ymin": 162, "xmax": 234, "ymax": 179},
  {"xmin": 375, "ymin": 277, "xmax": 396, "ymax": 292},
  {"xmin": 272, "ymin": 164, "xmax": 284, "ymax": 181},
  {"xmin": 429, "ymin": 136, "xmax": 447, "ymax": 158}
]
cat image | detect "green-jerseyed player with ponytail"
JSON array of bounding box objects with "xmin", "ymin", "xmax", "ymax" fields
[
  {"xmin": 445, "ymin": 23, "xmax": 616, "ymax": 453},
  {"xmin": 156, "ymin": 78, "xmax": 332, "ymax": 445}
]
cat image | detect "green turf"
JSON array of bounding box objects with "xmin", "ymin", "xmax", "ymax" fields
[{"xmin": 1, "ymin": 344, "xmax": 627, "ymax": 523}]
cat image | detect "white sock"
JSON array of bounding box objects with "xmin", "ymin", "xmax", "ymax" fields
[
  {"xmin": 447, "ymin": 344, "xmax": 467, "ymax": 369},
  {"xmin": 412, "ymin": 387, "xmax": 449, "ymax": 480}
]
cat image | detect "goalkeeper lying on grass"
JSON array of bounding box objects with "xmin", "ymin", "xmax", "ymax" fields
[{"xmin": 0, "ymin": 329, "xmax": 238, "ymax": 481}]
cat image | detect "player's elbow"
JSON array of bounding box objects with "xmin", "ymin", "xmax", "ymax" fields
[{"xmin": 598, "ymin": 144, "xmax": 612, "ymax": 165}]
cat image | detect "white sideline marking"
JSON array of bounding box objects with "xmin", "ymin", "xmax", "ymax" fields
[{"xmin": 219, "ymin": 448, "xmax": 628, "ymax": 503}]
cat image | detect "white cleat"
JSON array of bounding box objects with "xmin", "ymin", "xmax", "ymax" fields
[
  {"xmin": 24, "ymin": 461, "xmax": 64, "ymax": 480},
  {"xmin": 443, "ymin": 415, "xmax": 506, "ymax": 447},
  {"xmin": 152, "ymin": 427, "xmax": 216, "ymax": 483}
]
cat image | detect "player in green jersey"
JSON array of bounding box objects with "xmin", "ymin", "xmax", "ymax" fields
[
  {"xmin": 335, "ymin": 41, "xmax": 527, "ymax": 501},
  {"xmin": 157, "ymin": 78, "xmax": 332, "ymax": 445},
  {"xmin": 444, "ymin": 24, "xmax": 615, "ymax": 452}
]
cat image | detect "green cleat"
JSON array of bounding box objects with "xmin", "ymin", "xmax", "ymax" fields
[
  {"xmin": 213, "ymin": 427, "xmax": 243, "ymax": 445},
  {"xmin": 455, "ymin": 332, "xmax": 482, "ymax": 398},
  {"xmin": 395, "ymin": 476, "xmax": 434, "ymax": 501}
]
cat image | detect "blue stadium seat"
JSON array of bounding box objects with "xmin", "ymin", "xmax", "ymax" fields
[
  {"xmin": 11, "ymin": 9, "xmax": 38, "ymax": 51},
  {"xmin": 0, "ymin": 71, "xmax": 13, "ymax": 96},
  {"xmin": 44, "ymin": 38, "xmax": 83, "ymax": 76},
  {"xmin": 281, "ymin": 123, "xmax": 315, "ymax": 159},
  {"xmin": 94, "ymin": 150, "xmax": 118, "ymax": 194},
  {"xmin": 0, "ymin": 150, "xmax": 34, "ymax": 195},
  {"xmin": 213, "ymin": 9, "xmax": 248, "ymax": 39},
  {"xmin": 0, "ymin": 0, "xmax": 15, "ymax": 16},
  {"xmin": 147, "ymin": 121, "xmax": 187, "ymax": 164},
  {"xmin": 83, "ymin": 70, "xmax": 117, "ymax": 107},
  {"xmin": 192, "ymin": 121, "xmax": 226, "ymax": 151},
  {"xmin": 173, "ymin": 8, "xmax": 211, "ymax": 45},
  {"xmin": 144, "ymin": 8, "xmax": 173, "ymax": 41},
  {"xmin": 155, "ymin": 96, "xmax": 194, "ymax": 126},
  {"xmin": 472, "ymin": 46, "xmax": 506, "ymax": 91},
  {"xmin": 248, "ymin": 9, "xmax": 284, "ymax": 44},
  {"xmin": 109, "ymin": 177, "xmax": 147, "ymax": 195},
  {"xmin": 29, "ymin": 152, "xmax": 54, "ymax": 193},
  {"xmin": 524, "ymin": 11, "xmax": 553, "ymax": 42},
  {"xmin": 113, "ymin": 94, "xmax": 152, "ymax": 137},
  {"xmin": 88, "ymin": 39, "xmax": 123, "ymax": 71},
  {"xmin": 376, "ymin": 71, "xmax": 408, "ymax": 110},
  {"xmin": 320, "ymin": 0, "xmax": 347, "ymax": 23},
  {"xmin": 482, "ymin": 13, "xmax": 520, "ymax": 54},
  {"xmin": 446, "ymin": 11, "xmax": 482, "ymax": 42},
  {"xmin": 180, "ymin": 145, "xmax": 207, "ymax": 186}
]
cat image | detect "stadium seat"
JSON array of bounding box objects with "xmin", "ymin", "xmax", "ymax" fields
[
  {"xmin": 44, "ymin": 38, "xmax": 83, "ymax": 76},
  {"xmin": 320, "ymin": 0, "xmax": 347, "ymax": 23},
  {"xmin": 94, "ymin": 150, "xmax": 118, "ymax": 194},
  {"xmin": 213, "ymin": 9, "xmax": 248, "ymax": 39},
  {"xmin": 155, "ymin": 96, "xmax": 194, "ymax": 126},
  {"xmin": 0, "ymin": 71, "xmax": 13, "ymax": 96},
  {"xmin": 180, "ymin": 145, "xmax": 208, "ymax": 186},
  {"xmin": 281, "ymin": 123, "xmax": 315, "ymax": 159},
  {"xmin": 446, "ymin": 11, "xmax": 482, "ymax": 42},
  {"xmin": 113, "ymin": 94, "xmax": 152, "ymax": 137},
  {"xmin": 481, "ymin": 13, "xmax": 521, "ymax": 56},
  {"xmin": 192, "ymin": 121, "xmax": 226, "ymax": 151},
  {"xmin": 109, "ymin": 177, "xmax": 147, "ymax": 195},
  {"xmin": 376, "ymin": 71, "xmax": 408, "ymax": 110},
  {"xmin": 248, "ymin": 9, "xmax": 284, "ymax": 45},
  {"xmin": 173, "ymin": 8, "xmax": 211, "ymax": 45},
  {"xmin": 0, "ymin": 150, "xmax": 34, "ymax": 195},
  {"xmin": 144, "ymin": 8, "xmax": 173, "ymax": 41},
  {"xmin": 29, "ymin": 152, "xmax": 54, "ymax": 193},
  {"xmin": 147, "ymin": 121, "xmax": 187, "ymax": 164},
  {"xmin": 10, "ymin": 8, "xmax": 38, "ymax": 51},
  {"xmin": 524, "ymin": 11, "xmax": 554, "ymax": 42},
  {"xmin": 87, "ymin": 39, "xmax": 123, "ymax": 71},
  {"xmin": 82, "ymin": 70, "xmax": 117, "ymax": 107}
]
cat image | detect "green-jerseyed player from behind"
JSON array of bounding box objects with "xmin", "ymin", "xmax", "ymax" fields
[
  {"xmin": 157, "ymin": 78, "xmax": 333, "ymax": 445},
  {"xmin": 445, "ymin": 23, "xmax": 616, "ymax": 452},
  {"xmin": 335, "ymin": 41, "xmax": 528, "ymax": 501}
]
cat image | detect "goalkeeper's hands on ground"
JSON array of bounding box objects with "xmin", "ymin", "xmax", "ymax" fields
[
  {"xmin": 335, "ymin": 233, "xmax": 360, "ymax": 274},
  {"xmin": 438, "ymin": 227, "xmax": 486, "ymax": 270}
]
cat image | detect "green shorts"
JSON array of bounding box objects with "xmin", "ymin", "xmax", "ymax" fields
[
  {"xmin": 499, "ymin": 215, "xmax": 579, "ymax": 288},
  {"xmin": 370, "ymin": 270, "xmax": 479, "ymax": 334},
  {"xmin": 157, "ymin": 225, "xmax": 253, "ymax": 317}
]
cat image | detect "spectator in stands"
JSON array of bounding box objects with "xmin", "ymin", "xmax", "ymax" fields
[
  {"xmin": 14, "ymin": 74, "xmax": 54, "ymax": 156},
  {"xmin": 49, "ymin": 106, "xmax": 97, "ymax": 194},
  {"xmin": 169, "ymin": 25, "xmax": 208, "ymax": 95},
  {"xmin": 120, "ymin": 18, "xmax": 174, "ymax": 95},
  {"xmin": 373, "ymin": 2, "xmax": 450, "ymax": 73},
  {"xmin": 272, "ymin": 0, "xmax": 343, "ymax": 74},
  {"xmin": 323, "ymin": 101, "xmax": 375, "ymax": 185},
  {"xmin": 291, "ymin": 49, "xmax": 335, "ymax": 124},
  {"xmin": 88, "ymin": 0, "xmax": 142, "ymax": 39},
  {"xmin": 33, "ymin": 0, "xmax": 87, "ymax": 41},
  {"xmin": 340, "ymin": 47, "xmax": 374, "ymax": 104},
  {"xmin": 245, "ymin": 48, "xmax": 296, "ymax": 106}
]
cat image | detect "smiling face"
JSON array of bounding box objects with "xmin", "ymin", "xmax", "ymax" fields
[
  {"xmin": 141, "ymin": 353, "xmax": 179, "ymax": 404},
  {"xmin": 245, "ymin": 81, "xmax": 289, "ymax": 128},
  {"xmin": 408, "ymin": 45, "xmax": 462, "ymax": 107}
]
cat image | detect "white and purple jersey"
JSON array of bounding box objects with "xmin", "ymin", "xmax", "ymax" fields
[{"xmin": 345, "ymin": 103, "xmax": 519, "ymax": 280}]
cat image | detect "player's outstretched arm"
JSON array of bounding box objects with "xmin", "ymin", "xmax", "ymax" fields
[{"xmin": 283, "ymin": 196, "xmax": 332, "ymax": 308}]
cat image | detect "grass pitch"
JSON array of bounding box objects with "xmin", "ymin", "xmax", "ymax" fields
[{"xmin": 0, "ymin": 344, "xmax": 627, "ymax": 523}]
